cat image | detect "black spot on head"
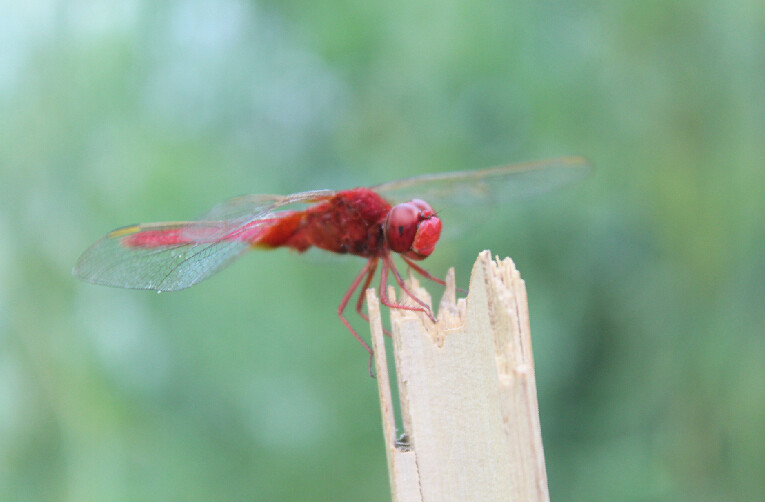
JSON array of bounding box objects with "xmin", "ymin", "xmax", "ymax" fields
[{"xmin": 398, "ymin": 225, "xmax": 404, "ymax": 235}]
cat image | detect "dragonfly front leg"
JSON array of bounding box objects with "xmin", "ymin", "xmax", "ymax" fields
[{"xmin": 401, "ymin": 255, "xmax": 467, "ymax": 294}]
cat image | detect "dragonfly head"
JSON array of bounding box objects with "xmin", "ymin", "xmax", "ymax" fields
[{"xmin": 385, "ymin": 199, "xmax": 441, "ymax": 260}]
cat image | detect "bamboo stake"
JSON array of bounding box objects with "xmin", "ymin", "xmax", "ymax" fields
[{"xmin": 368, "ymin": 250, "xmax": 549, "ymax": 502}]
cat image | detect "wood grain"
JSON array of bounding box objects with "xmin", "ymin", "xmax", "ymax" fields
[{"xmin": 369, "ymin": 250, "xmax": 549, "ymax": 502}]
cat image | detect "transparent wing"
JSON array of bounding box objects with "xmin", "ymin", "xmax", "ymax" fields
[
  {"xmin": 73, "ymin": 190, "xmax": 336, "ymax": 291},
  {"xmin": 373, "ymin": 156, "xmax": 591, "ymax": 207},
  {"xmin": 73, "ymin": 222, "xmax": 255, "ymax": 291},
  {"xmin": 182, "ymin": 189, "xmax": 335, "ymax": 241}
]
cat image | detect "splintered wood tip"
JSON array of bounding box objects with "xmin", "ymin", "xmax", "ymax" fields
[{"xmin": 368, "ymin": 250, "xmax": 549, "ymax": 502}]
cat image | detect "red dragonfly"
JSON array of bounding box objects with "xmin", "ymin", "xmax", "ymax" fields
[{"xmin": 74, "ymin": 157, "xmax": 588, "ymax": 372}]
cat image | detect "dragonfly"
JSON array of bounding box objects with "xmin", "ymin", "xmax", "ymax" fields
[{"xmin": 74, "ymin": 156, "xmax": 589, "ymax": 374}]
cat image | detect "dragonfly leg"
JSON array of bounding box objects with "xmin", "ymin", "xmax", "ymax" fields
[
  {"xmin": 353, "ymin": 258, "xmax": 378, "ymax": 324},
  {"xmin": 353, "ymin": 259, "xmax": 392, "ymax": 336},
  {"xmin": 380, "ymin": 256, "xmax": 437, "ymax": 323},
  {"xmin": 338, "ymin": 259, "xmax": 377, "ymax": 377},
  {"xmin": 401, "ymin": 255, "xmax": 467, "ymax": 294}
]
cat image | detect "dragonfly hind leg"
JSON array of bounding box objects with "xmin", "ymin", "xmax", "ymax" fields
[
  {"xmin": 353, "ymin": 259, "xmax": 392, "ymax": 337},
  {"xmin": 338, "ymin": 258, "xmax": 378, "ymax": 377},
  {"xmin": 353, "ymin": 258, "xmax": 377, "ymax": 324}
]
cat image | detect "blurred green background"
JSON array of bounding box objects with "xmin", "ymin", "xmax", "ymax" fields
[{"xmin": 1, "ymin": 0, "xmax": 762, "ymax": 500}]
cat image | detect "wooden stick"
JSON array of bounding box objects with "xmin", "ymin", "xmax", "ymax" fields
[{"xmin": 368, "ymin": 250, "xmax": 549, "ymax": 502}]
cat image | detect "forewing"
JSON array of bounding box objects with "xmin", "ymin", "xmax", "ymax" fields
[
  {"xmin": 73, "ymin": 190, "xmax": 337, "ymax": 291},
  {"xmin": 182, "ymin": 189, "xmax": 336, "ymax": 241},
  {"xmin": 373, "ymin": 156, "xmax": 591, "ymax": 207}
]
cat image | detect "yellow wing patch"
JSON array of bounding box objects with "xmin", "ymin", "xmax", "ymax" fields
[{"xmin": 107, "ymin": 225, "xmax": 141, "ymax": 238}]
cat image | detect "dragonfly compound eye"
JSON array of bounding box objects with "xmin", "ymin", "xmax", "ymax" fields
[
  {"xmin": 386, "ymin": 203, "xmax": 419, "ymax": 253},
  {"xmin": 386, "ymin": 201, "xmax": 441, "ymax": 259}
]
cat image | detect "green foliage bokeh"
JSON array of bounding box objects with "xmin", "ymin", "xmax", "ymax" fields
[{"xmin": 0, "ymin": 0, "xmax": 762, "ymax": 500}]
